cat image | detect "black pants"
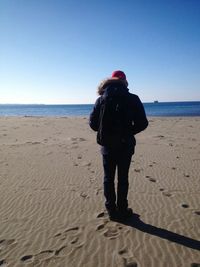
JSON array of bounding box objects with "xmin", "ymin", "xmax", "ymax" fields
[{"xmin": 102, "ymin": 149, "xmax": 133, "ymax": 212}]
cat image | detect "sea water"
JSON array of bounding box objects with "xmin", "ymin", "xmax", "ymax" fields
[{"xmin": 0, "ymin": 102, "xmax": 200, "ymax": 117}]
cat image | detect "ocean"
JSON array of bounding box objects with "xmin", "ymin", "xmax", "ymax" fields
[{"xmin": 0, "ymin": 102, "xmax": 200, "ymax": 117}]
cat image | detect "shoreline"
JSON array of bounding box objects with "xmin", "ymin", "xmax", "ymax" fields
[{"xmin": 0, "ymin": 115, "xmax": 200, "ymax": 118}]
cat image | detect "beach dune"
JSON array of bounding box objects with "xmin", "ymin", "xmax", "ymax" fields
[{"xmin": 0, "ymin": 116, "xmax": 199, "ymax": 267}]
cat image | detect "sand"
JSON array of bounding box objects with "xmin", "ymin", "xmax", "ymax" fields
[{"xmin": 0, "ymin": 116, "xmax": 199, "ymax": 267}]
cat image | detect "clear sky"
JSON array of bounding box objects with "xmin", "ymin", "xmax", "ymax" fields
[{"xmin": 0, "ymin": 0, "xmax": 200, "ymax": 104}]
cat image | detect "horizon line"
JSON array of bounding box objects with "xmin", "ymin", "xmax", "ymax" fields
[{"xmin": 0, "ymin": 100, "xmax": 200, "ymax": 105}]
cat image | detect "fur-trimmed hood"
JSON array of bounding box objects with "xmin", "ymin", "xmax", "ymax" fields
[{"xmin": 97, "ymin": 78, "xmax": 128, "ymax": 95}]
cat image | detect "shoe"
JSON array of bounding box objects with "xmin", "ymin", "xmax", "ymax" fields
[
  {"xmin": 118, "ymin": 208, "xmax": 133, "ymax": 219},
  {"xmin": 107, "ymin": 209, "xmax": 119, "ymax": 221}
]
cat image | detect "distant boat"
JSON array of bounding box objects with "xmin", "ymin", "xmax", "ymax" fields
[{"xmin": 154, "ymin": 100, "xmax": 159, "ymax": 103}]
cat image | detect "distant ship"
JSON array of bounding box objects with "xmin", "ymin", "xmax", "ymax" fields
[{"xmin": 154, "ymin": 100, "xmax": 159, "ymax": 103}]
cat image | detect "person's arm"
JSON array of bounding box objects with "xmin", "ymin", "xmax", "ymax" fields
[
  {"xmin": 132, "ymin": 95, "xmax": 148, "ymax": 135},
  {"xmin": 89, "ymin": 97, "xmax": 101, "ymax": 131}
]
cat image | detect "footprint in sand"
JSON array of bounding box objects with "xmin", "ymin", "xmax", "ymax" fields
[
  {"xmin": 96, "ymin": 222, "xmax": 120, "ymax": 239},
  {"xmin": 26, "ymin": 141, "xmax": 41, "ymax": 145},
  {"xmin": 89, "ymin": 177, "xmax": 95, "ymax": 184},
  {"xmin": 134, "ymin": 169, "xmax": 142, "ymax": 173},
  {"xmin": 103, "ymin": 227, "xmax": 119, "ymax": 239},
  {"xmin": 96, "ymin": 224, "xmax": 105, "ymax": 231},
  {"xmin": 80, "ymin": 192, "xmax": 89, "ymax": 199},
  {"xmin": 145, "ymin": 176, "xmax": 156, "ymax": 182},
  {"xmin": 117, "ymin": 248, "xmax": 138, "ymax": 267},
  {"xmin": 20, "ymin": 255, "xmax": 33, "ymax": 263},
  {"xmin": 96, "ymin": 215, "xmax": 125, "ymax": 240},
  {"xmin": 96, "ymin": 214, "xmax": 109, "ymax": 229},
  {"xmin": 149, "ymin": 178, "xmax": 156, "ymax": 183},
  {"xmin": 156, "ymin": 135, "xmax": 165, "ymax": 139},
  {"xmin": 181, "ymin": 203, "xmax": 189, "ymax": 208},
  {"xmin": 95, "ymin": 188, "xmax": 102, "ymax": 195},
  {"xmin": 0, "ymin": 239, "xmax": 16, "ymax": 248},
  {"xmin": 55, "ymin": 245, "xmax": 67, "ymax": 256},
  {"xmin": 80, "ymin": 161, "xmax": 91, "ymax": 167},
  {"xmin": 68, "ymin": 137, "xmax": 86, "ymax": 142},
  {"xmin": 79, "ymin": 138, "xmax": 86, "ymax": 142},
  {"xmin": 194, "ymin": 211, "xmax": 200, "ymax": 216},
  {"xmin": 72, "ymin": 141, "xmax": 78, "ymax": 145},
  {"xmin": 96, "ymin": 212, "xmax": 105, "ymax": 218},
  {"xmin": 0, "ymin": 259, "xmax": 7, "ymax": 267},
  {"xmin": 64, "ymin": 226, "xmax": 79, "ymax": 233},
  {"xmin": 162, "ymin": 192, "xmax": 172, "ymax": 197},
  {"xmin": 54, "ymin": 245, "xmax": 76, "ymax": 256},
  {"xmin": 54, "ymin": 226, "xmax": 84, "ymax": 252},
  {"xmin": 55, "ymin": 240, "xmax": 84, "ymax": 256},
  {"xmin": 118, "ymin": 249, "xmax": 129, "ymax": 255},
  {"xmin": 34, "ymin": 250, "xmax": 54, "ymax": 261},
  {"xmin": 54, "ymin": 226, "xmax": 79, "ymax": 239},
  {"xmin": 55, "ymin": 226, "xmax": 82, "ymax": 243},
  {"xmin": 70, "ymin": 237, "xmax": 79, "ymax": 244}
]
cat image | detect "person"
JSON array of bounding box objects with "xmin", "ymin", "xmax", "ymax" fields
[{"xmin": 89, "ymin": 70, "xmax": 148, "ymax": 220}]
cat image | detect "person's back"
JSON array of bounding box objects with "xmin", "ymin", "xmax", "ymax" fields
[
  {"xmin": 89, "ymin": 70, "xmax": 148, "ymax": 220},
  {"xmin": 96, "ymin": 79, "xmax": 134, "ymax": 149}
]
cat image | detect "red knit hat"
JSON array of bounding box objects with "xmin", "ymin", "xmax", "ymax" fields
[{"xmin": 111, "ymin": 70, "xmax": 126, "ymax": 80}]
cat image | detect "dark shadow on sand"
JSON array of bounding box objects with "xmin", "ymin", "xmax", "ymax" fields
[{"xmin": 118, "ymin": 213, "xmax": 200, "ymax": 251}]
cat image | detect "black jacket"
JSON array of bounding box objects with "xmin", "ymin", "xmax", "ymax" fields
[{"xmin": 89, "ymin": 79, "xmax": 148, "ymax": 153}]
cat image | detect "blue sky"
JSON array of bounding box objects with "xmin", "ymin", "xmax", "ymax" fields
[{"xmin": 0, "ymin": 0, "xmax": 200, "ymax": 104}]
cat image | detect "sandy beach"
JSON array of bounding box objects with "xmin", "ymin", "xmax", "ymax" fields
[{"xmin": 0, "ymin": 116, "xmax": 199, "ymax": 267}]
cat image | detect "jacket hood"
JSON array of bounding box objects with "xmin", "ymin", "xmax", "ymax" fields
[{"xmin": 97, "ymin": 78, "xmax": 128, "ymax": 96}]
